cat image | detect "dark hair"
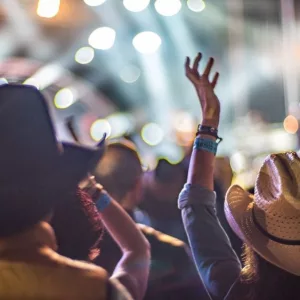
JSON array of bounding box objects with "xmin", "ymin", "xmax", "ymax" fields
[
  {"xmin": 51, "ymin": 189, "xmax": 104, "ymax": 261},
  {"xmin": 155, "ymin": 159, "xmax": 186, "ymax": 184},
  {"xmin": 237, "ymin": 244, "xmax": 300, "ymax": 300},
  {"xmin": 94, "ymin": 141, "xmax": 142, "ymax": 201}
]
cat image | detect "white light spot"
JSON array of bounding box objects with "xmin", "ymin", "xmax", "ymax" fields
[
  {"xmin": 23, "ymin": 78, "xmax": 40, "ymax": 89},
  {"xmin": 107, "ymin": 113, "xmax": 134, "ymax": 138},
  {"xmin": 187, "ymin": 0, "xmax": 206, "ymax": 12},
  {"xmin": 0, "ymin": 78, "xmax": 8, "ymax": 85},
  {"xmin": 141, "ymin": 123, "xmax": 164, "ymax": 146},
  {"xmin": 84, "ymin": 0, "xmax": 106, "ymax": 6},
  {"xmin": 54, "ymin": 88, "xmax": 76, "ymax": 109},
  {"xmin": 37, "ymin": 0, "xmax": 60, "ymax": 18},
  {"xmin": 120, "ymin": 65, "xmax": 141, "ymax": 83},
  {"xmin": 89, "ymin": 27, "xmax": 116, "ymax": 50},
  {"xmin": 133, "ymin": 31, "xmax": 162, "ymax": 54},
  {"xmin": 90, "ymin": 119, "xmax": 111, "ymax": 141},
  {"xmin": 154, "ymin": 0, "xmax": 182, "ymax": 16},
  {"xmin": 123, "ymin": 0, "xmax": 150, "ymax": 12},
  {"xmin": 75, "ymin": 47, "xmax": 95, "ymax": 64}
]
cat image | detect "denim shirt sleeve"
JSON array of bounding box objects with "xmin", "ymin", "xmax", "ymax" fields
[{"xmin": 178, "ymin": 184, "xmax": 241, "ymax": 300}]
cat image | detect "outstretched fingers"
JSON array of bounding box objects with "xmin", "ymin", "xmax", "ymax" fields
[
  {"xmin": 203, "ymin": 57, "xmax": 214, "ymax": 77},
  {"xmin": 211, "ymin": 72, "xmax": 219, "ymax": 88}
]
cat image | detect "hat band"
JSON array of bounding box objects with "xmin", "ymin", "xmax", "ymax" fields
[{"xmin": 252, "ymin": 208, "xmax": 300, "ymax": 246}]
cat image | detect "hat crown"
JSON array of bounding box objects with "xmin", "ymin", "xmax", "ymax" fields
[{"xmin": 255, "ymin": 152, "xmax": 300, "ymax": 212}]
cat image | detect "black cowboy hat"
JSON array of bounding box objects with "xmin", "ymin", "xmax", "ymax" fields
[{"xmin": 0, "ymin": 84, "xmax": 105, "ymax": 237}]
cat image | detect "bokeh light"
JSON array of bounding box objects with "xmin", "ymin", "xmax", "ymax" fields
[
  {"xmin": 107, "ymin": 113, "xmax": 134, "ymax": 138},
  {"xmin": 90, "ymin": 119, "xmax": 112, "ymax": 141},
  {"xmin": 230, "ymin": 152, "xmax": 247, "ymax": 173},
  {"xmin": 54, "ymin": 88, "xmax": 76, "ymax": 109},
  {"xmin": 141, "ymin": 123, "xmax": 164, "ymax": 146},
  {"xmin": 173, "ymin": 112, "xmax": 195, "ymax": 132},
  {"xmin": 84, "ymin": 0, "xmax": 107, "ymax": 6},
  {"xmin": 123, "ymin": 0, "xmax": 150, "ymax": 12},
  {"xmin": 120, "ymin": 65, "xmax": 141, "ymax": 83},
  {"xmin": 23, "ymin": 78, "xmax": 40, "ymax": 89},
  {"xmin": 133, "ymin": 31, "xmax": 162, "ymax": 54},
  {"xmin": 0, "ymin": 78, "xmax": 8, "ymax": 85},
  {"xmin": 89, "ymin": 27, "xmax": 116, "ymax": 50},
  {"xmin": 283, "ymin": 115, "xmax": 299, "ymax": 134},
  {"xmin": 75, "ymin": 47, "xmax": 95, "ymax": 64},
  {"xmin": 187, "ymin": 0, "xmax": 206, "ymax": 12},
  {"xmin": 37, "ymin": 0, "xmax": 60, "ymax": 18},
  {"xmin": 154, "ymin": 0, "xmax": 182, "ymax": 17}
]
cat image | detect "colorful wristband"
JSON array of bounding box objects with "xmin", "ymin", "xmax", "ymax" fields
[
  {"xmin": 95, "ymin": 191, "xmax": 112, "ymax": 212},
  {"xmin": 193, "ymin": 137, "xmax": 218, "ymax": 155}
]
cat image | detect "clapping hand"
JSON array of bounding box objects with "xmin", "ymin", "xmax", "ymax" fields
[{"xmin": 185, "ymin": 53, "xmax": 220, "ymax": 128}]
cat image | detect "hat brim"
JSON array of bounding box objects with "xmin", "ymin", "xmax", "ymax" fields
[
  {"xmin": 61, "ymin": 137, "xmax": 105, "ymax": 184},
  {"xmin": 225, "ymin": 185, "xmax": 300, "ymax": 276}
]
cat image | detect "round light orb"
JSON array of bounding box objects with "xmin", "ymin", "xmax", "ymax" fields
[
  {"xmin": 187, "ymin": 0, "xmax": 206, "ymax": 12},
  {"xmin": 75, "ymin": 47, "xmax": 95, "ymax": 64},
  {"xmin": 141, "ymin": 123, "xmax": 164, "ymax": 146},
  {"xmin": 90, "ymin": 119, "xmax": 112, "ymax": 141},
  {"xmin": 154, "ymin": 0, "xmax": 182, "ymax": 16},
  {"xmin": 133, "ymin": 31, "xmax": 162, "ymax": 54},
  {"xmin": 120, "ymin": 65, "xmax": 141, "ymax": 83},
  {"xmin": 54, "ymin": 88, "xmax": 75, "ymax": 109},
  {"xmin": 89, "ymin": 27, "xmax": 116, "ymax": 50},
  {"xmin": 23, "ymin": 78, "xmax": 40, "ymax": 89},
  {"xmin": 123, "ymin": 0, "xmax": 150, "ymax": 12},
  {"xmin": 37, "ymin": 0, "xmax": 60, "ymax": 18},
  {"xmin": 84, "ymin": 0, "xmax": 106, "ymax": 6},
  {"xmin": 283, "ymin": 115, "xmax": 299, "ymax": 134},
  {"xmin": 107, "ymin": 113, "xmax": 133, "ymax": 138}
]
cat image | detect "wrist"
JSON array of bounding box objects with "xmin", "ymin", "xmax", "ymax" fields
[{"xmin": 201, "ymin": 118, "xmax": 219, "ymax": 128}]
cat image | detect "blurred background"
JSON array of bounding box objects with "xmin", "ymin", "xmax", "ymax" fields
[{"xmin": 0, "ymin": 0, "xmax": 300, "ymax": 188}]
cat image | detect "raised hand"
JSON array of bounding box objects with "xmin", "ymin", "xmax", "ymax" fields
[{"xmin": 185, "ymin": 53, "xmax": 220, "ymax": 128}]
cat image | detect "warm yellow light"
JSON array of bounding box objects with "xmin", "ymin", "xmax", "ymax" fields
[
  {"xmin": 90, "ymin": 119, "xmax": 112, "ymax": 141},
  {"xmin": 283, "ymin": 115, "xmax": 299, "ymax": 134},
  {"xmin": 37, "ymin": 0, "xmax": 60, "ymax": 18}
]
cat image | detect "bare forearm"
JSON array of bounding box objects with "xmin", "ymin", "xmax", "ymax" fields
[
  {"xmin": 187, "ymin": 134, "xmax": 216, "ymax": 191},
  {"xmin": 100, "ymin": 196, "xmax": 150, "ymax": 299}
]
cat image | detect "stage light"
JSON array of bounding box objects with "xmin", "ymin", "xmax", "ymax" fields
[
  {"xmin": 54, "ymin": 88, "xmax": 75, "ymax": 109},
  {"xmin": 23, "ymin": 78, "xmax": 40, "ymax": 89},
  {"xmin": 90, "ymin": 119, "xmax": 111, "ymax": 141},
  {"xmin": 141, "ymin": 123, "xmax": 164, "ymax": 146},
  {"xmin": 84, "ymin": 0, "xmax": 106, "ymax": 6},
  {"xmin": 37, "ymin": 0, "xmax": 60, "ymax": 18},
  {"xmin": 120, "ymin": 65, "xmax": 141, "ymax": 83},
  {"xmin": 133, "ymin": 32, "xmax": 162, "ymax": 54},
  {"xmin": 154, "ymin": 0, "xmax": 182, "ymax": 16},
  {"xmin": 230, "ymin": 152, "xmax": 247, "ymax": 173},
  {"xmin": 283, "ymin": 115, "xmax": 299, "ymax": 134},
  {"xmin": 89, "ymin": 27, "xmax": 116, "ymax": 50},
  {"xmin": 187, "ymin": 0, "xmax": 206, "ymax": 12},
  {"xmin": 0, "ymin": 78, "xmax": 8, "ymax": 85},
  {"xmin": 75, "ymin": 47, "xmax": 95, "ymax": 64},
  {"xmin": 123, "ymin": 0, "xmax": 150, "ymax": 12}
]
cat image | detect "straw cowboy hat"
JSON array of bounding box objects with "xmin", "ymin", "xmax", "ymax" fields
[
  {"xmin": 225, "ymin": 152, "xmax": 300, "ymax": 276},
  {"xmin": 0, "ymin": 84, "xmax": 105, "ymax": 237}
]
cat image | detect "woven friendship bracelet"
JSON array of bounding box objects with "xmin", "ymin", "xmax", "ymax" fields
[
  {"xmin": 95, "ymin": 191, "xmax": 112, "ymax": 212},
  {"xmin": 193, "ymin": 137, "xmax": 218, "ymax": 155}
]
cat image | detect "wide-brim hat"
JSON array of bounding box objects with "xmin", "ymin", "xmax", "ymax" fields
[
  {"xmin": 0, "ymin": 84, "xmax": 105, "ymax": 236},
  {"xmin": 225, "ymin": 152, "xmax": 300, "ymax": 276}
]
